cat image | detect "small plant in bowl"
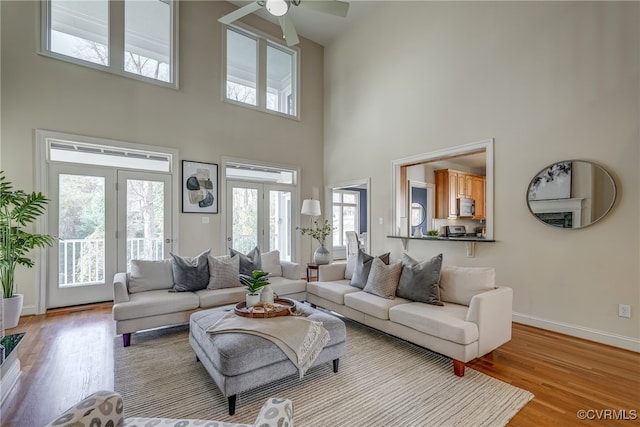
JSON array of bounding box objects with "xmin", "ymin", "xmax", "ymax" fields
[
  {"xmin": 475, "ymin": 226, "xmax": 484, "ymax": 237},
  {"xmin": 240, "ymin": 270, "xmax": 270, "ymax": 307},
  {"xmin": 426, "ymin": 229, "xmax": 440, "ymax": 237}
]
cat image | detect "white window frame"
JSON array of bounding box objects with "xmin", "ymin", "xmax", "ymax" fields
[
  {"xmin": 39, "ymin": 0, "xmax": 179, "ymax": 89},
  {"xmin": 332, "ymin": 189, "xmax": 360, "ymax": 249},
  {"xmin": 222, "ymin": 24, "xmax": 300, "ymax": 120},
  {"xmin": 34, "ymin": 129, "xmax": 180, "ymax": 314}
]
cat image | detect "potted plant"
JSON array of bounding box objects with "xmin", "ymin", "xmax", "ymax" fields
[
  {"xmin": 239, "ymin": 270, "xmax": 270, "ymax": 307},
  {"xmin": 296, "ymin": 219, "xmax": 334, "ymax": 265},
  {"xmin": 1, "ymin": 172, "xmax": 55, "ymax": 329},
  {"xmin": 475, "ymin": 226, "xmax": 484, "ymax": 237}
]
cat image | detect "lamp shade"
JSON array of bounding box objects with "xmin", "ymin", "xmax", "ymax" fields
[{"xmin": 301, "ymin": 199, "xmax": 321, "ymax": 216}]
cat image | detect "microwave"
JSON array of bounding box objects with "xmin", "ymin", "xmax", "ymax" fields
[{"xmin": 457, "ymin": 197, "xmax": 475, "ymax": 218}]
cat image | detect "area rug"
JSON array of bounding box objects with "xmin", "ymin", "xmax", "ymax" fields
[{"xmin": 115, "ymin": 319, "xmax": 533, "ymax": 426}]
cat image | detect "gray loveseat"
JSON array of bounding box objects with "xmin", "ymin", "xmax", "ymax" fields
[
  {"xmin": 306, "ymin": 254, "xmax": 513, "ymax": 376},
  {"xmin": 113, "ymin": 250, "xmax": 306, "ymax": 346}
]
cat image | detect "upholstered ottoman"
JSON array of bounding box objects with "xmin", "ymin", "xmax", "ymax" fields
[{"xmin": 189, "ymin": 303, "xmax": 346, "ymax": 415}]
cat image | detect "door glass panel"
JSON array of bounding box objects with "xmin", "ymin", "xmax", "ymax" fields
[
  {"xmin": 58, "ymin": 174, "xmax": 105, "ymax": 287},
  {"xmin": 231, "ymin": 187, "xmax": 258, "ymax": 253},
  {"xmin": 126, "ymin": 179, "xmax": 165, "ymax": 270},
  {"xmin": 269, "ymin": 190, "xmax": 291, "ymax": 261}
]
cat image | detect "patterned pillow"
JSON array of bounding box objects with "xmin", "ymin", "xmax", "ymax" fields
[
  {"xmin": 350, "ymin": 249, "xmax": 390, "ymax": 289},
  {"xmin": 396, "ymin": 253, "xmax": 444, "ymax": 305},
  {"xmin": 363, "ymin": 258, "xmax": 403, "ymax": 299},
  {"xmin": 229, "ymin": 246, "xmax": 262, "ymax": 276},
  {"xmin": 207, "ymin": 254, "xmax": 241, "ymax": 290},
  {"xmin": 169, "ymin": 249, "xmax": 210, "ymax": 292}
]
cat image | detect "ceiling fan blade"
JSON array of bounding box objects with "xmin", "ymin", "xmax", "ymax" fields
[
  {"xmin": 298, "ymin": 0, "xmax": 349, "ymax": 18},
  {"xmin": 218, "ymin": 1, "xmax": 263, "ymax": 25},
  {"xmin": 278, "ymin": 15, "xmax": 300, "ymax": 46}
]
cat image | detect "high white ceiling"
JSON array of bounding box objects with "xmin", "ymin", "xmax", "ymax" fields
[{"xmin": 227, "ymin": 0, "xmax": 374, "ymax": 46}]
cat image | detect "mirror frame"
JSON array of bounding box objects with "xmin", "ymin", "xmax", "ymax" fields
[{"xmin": 526, "ymin": 159, "xmax": 617, "ymax": 229}]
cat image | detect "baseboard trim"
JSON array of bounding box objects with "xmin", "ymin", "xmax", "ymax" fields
[
  {"xmin": 513, "ymin": 312, "xmax": 640, "ymax": 352},
  {"xmin": 21, "ymin": 304, "xmax": 37, "ymax": 316}
]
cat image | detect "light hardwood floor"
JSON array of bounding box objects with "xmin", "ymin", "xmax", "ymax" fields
[{"xmin": 1, "ymin": 303, "xmax": 638, "ymax": 426}]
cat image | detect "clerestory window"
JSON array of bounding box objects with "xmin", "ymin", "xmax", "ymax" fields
[
  {"xmin": 41, "ymin": 0, "xmax": 178, "ymax": 87},
  {"xmin": 224, "ymin": 25, "xmax": 298, "ymax": 118}
]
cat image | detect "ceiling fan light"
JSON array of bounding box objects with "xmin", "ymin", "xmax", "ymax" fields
[{"xmin": 266, "ymin": 0, "xmax": 288, "ymax": 17}]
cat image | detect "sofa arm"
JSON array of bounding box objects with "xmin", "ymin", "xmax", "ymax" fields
[
  {"xmin": 113, "ymin": 272, "xmax": 130, "ymax": 303},
  {"xmin": 466, "ymin": 286, "xmax": 513, "ymax": 356},
  {"xmin": 252, "ymin": 397, "xmax": 294, "ymax": 427},
  {"xmin": 46, "ymin": 390, "xmax": 124, "ymax": 427},
  {"xmin": 281, "ymin": 260, "xmax": 302, "ymax": 280},
  {"xmin": 318, "ymin": 263, "xmax": 347, "ymax": 282}
]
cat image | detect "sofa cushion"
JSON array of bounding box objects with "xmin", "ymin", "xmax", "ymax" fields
[
  {"xmin": 396, "ymin": 253, "xmax": 444, "ymax": 306},
  {"xmin": 129, "ymin": 259, "xmax": 174, "ymax": 293},
  {"xmin": 170, "ymin": 249, "xmax": 211, "ymax": 292},
  {"xmin": 230, "ymin": 246, "xmax": 262, "ymax": 276},
  {"xmin": 389, "ymin": 302, "xmax": 479, "ymax": 345},
  {"xmin": 344, "ymin": 291, "xmax": 410, "ymax": 320},
  {"xmin": 307, "ymin": 280, "xmax": 359, "ymax": 305},
  {"xmin": 350, "ymin": 250, "xmax": 390, "ymax": 289},
  {"xmin": 207, "ymin": 254, "xmax": 241, "ymax": 290},
  {"xmin": 363, "ymin": 258, "xmax": 402, "ymax": 299},
  {"xmin": 261, "ymin": 250, "xmax": 283, "ymax": 277},
  {"xmin": 267, "ymin": 276, "xmax": 307, "ymax": 295},
  {"xmin": 113, "ymin": 289, "xmax": 200, "ymax": 321},
  {"xmin": 439, "ymin": 265, "xmax": 496, "ymax": 306},
  {"xmin": 196, "ymin": 287, "xmax": 247, "ymax": 308}
]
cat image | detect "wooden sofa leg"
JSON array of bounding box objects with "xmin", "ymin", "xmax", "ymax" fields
[
  {"xmin": 123, "ymin": 333, "xmax": 131, "ymax": 347},
  {"xmin": 453, "ymin": 359, "xmax": 465, "ymax": 377}
]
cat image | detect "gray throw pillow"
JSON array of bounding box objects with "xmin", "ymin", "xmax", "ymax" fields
[
  {"xmin": 350, "ymin": 249, "xmax": 390, "ymax": 289},
  {"xmin": 229, "ymin": 246, "xmax": 262, "ymax": 276},
  {"xmin": 170, "ymin": 249, "xmax": 211, "ymax": 292},
  {"xmin": 396, "ymin": 253, "xmax": 444, "ymax": 306}
]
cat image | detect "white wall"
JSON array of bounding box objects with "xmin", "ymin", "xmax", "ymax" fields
[
  {"xmin": 325, "ymin": 2, "xmax": 639, "ymax": 349},
  {"xmin": 0, "ymin": 1, "xmax": 325, "ymax": 313}
]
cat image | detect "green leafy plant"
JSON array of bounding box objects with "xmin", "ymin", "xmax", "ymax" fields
[
  {"xmin": 239, "ymin": 270, "xmax": 270, "ymax": 295},
  {"xmin": 0, "ymin": 172, "xmax": 56, "ymax": 299},
  {"xmin": 296, "ymin": 219, "xmax": 334, "ymax": 245},
  {"xmin": 427, "ymin": 229, "xmax": 440, "ymax": 237}
]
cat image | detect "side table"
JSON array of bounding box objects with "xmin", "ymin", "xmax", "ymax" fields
[{"xmin": 306, "ymin": 263, "xmax": 319, "ymax": 282}]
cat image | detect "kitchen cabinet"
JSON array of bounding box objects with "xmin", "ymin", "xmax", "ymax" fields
[{"xmin": 435, "ymin": 169, "xmax": 486, "ymax": 219}]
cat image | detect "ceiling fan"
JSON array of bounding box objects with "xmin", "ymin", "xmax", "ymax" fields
[{"xmin": 219, "ymin": 0, "xmax": 350, "ymax": 47}]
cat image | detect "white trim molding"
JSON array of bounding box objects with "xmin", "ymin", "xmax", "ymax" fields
[{"xmin": 513, "ymin": 312, "xmax": 640, "ymax": 352}]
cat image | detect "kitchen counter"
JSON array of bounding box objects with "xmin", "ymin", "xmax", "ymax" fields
[{"xmin": 386, "ymin": 235, "xmax": 495, "ymax": 257}]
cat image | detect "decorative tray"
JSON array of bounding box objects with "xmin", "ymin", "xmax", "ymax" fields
[{"xmin": 234, "ymin": 297, "xmax": 297, "ymax": 318}]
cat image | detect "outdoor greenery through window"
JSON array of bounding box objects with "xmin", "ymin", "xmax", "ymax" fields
[
  {"xmin": 225, "ymin": 26, "xmax": 298, "ymax": 117},
  {"xmin": 43, "ymin": 0, "xmax": 176, "ymax": 86}
]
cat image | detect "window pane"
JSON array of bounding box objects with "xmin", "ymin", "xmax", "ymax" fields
[
  {"xmin": 50, "ymin": 0, "xmax": 109, "ymax": 65},
  {"xmin": 332, "ymin": 206, "xmax": 341, "ymax": 246},
  {"xmin": 58, "ymin": 174, "xmax": 105, "ymax": 287},
  {"xmin": 267, "ymin": 44, "xmax": 295, "ymax": 115},
  {"xmin": 125, "ymin": 0, "xmax": 171, "ymax": 82},
  {"xmin": 343, "ymin": 193, "xmax": 357, "ymax": 204},
  {"xmin": 227, "ymin": 29, "xmax": 257, "ymax": 106},
  {"xmin": 126, "ymin": 179, "xmax": 165, "ymax": 271},
  {"xmin": 269, "ymin": 190, "xmax": 291, "ymax": 261},
  {"xmin": 232, "ymin": 188, "xmax": 258, "ymax": 253}
]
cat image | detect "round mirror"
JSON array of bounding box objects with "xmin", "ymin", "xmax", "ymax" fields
[
  {"xmin": 527, "ymin": 160, "xmax": 616, "ymax": 229},
  {"xmin": 411, "ymin": 202, "xmax": 426, "ymax": 226}
]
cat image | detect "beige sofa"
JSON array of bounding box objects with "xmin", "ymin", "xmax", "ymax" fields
[
  {"xmin": 113, "ymin": 250, "xmax": 306, "ymax": 346},
  {"xmin": 306, "ymin": 259, "xmax": 512, "ymax": 376},
  {"xmin": 45, "ymin": 390, "xmax": 293, "ymax": 427}
]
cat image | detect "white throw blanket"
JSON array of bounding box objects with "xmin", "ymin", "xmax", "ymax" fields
[{"xmin": 206, "ymin": 312, "xmax": 330, "ymax": 378}]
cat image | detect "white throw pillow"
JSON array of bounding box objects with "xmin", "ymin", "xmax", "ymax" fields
[
  {"xmin": 129, "ymin": 259, "xmax": 174, "ymax": 293},
  {"xmin": 261, "ymin": 250, "xmax": 283, "ymax": 277},
  {"xmin": 207, "ymin": 255, "xmax": 241, "ymax": 289},
  {"xmin": 439, "ymin": 265, "xmax": 496, "ymax": 306}
]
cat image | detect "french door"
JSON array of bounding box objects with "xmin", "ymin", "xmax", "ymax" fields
[
  {"xmin": 47, "ymin": 165, "xmax": 172, "ymax": 308},
  {"xmin": 225, "ymin": 180, "xmax": 293, "ymax": 260}
]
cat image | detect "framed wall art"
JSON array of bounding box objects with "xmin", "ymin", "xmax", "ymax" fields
[
  {"xmin": 182, "ymin": 160, "xmax": 218, "ymax": 213},
  {"xmin": 527, "ymin": 161, "xmax": 572, "ymax": 201}
]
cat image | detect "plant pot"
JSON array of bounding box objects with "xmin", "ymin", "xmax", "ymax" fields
[
  {"xmin": 3, "ymin": 294, "xmax": 24, "ymax": 329},
  {"xmin": 246, "ymin": 293, "xmax": 261, "ymax": 308},
  {"xmin": 314, "ymin": 244, "xmax": 331, "ymax": 265}
]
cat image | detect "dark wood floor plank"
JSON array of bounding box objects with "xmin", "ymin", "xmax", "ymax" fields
[{"xmin": 1, "ymin": 303, "xmax": 638, "ymax": 426}]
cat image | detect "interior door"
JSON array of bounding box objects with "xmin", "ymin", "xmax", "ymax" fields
[
  {"xmin": 47, "ymin": 164, "xmax": 115, "ymax": 308},
  {"xmin": 117, "ymin": 171, "xmax": 172, "ymax": 272}
]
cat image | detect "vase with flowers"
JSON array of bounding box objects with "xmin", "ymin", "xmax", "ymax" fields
[{"xmin": 297, "ymin": 219, "xmax": 334, "ymax": 265}]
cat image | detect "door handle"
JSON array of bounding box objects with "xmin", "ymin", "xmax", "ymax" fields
[
  {"xmin": 227, "ymin": 237, "xmax": 232, "ymax": 242},
  {"xmin": 165, "ymin": 238, "xmax": 172, "ymax": 244}
]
